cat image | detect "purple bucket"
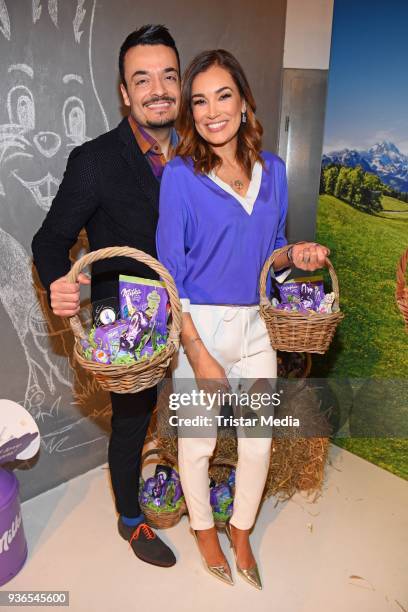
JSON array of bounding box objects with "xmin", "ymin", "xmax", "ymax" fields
[{"xmin": 0, "ymin": 469, "xmax": 27, "ymax": 586}]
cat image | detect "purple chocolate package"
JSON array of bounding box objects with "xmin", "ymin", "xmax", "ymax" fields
[
  {"xmin": 93, "ymin": 319, "xmax": 129, "ymax": 360},
  {"xmin": 278, "ymin": 275, "xmax": 325, "ymax": 311},
  {"xmin": 278, "ymin": 280, "xmax": 301, "ymax": 304},
  {"xmin": 298, "ymin": 276, "xmax": 325, "ymax": 309},
  {"xmin": 119, "ymin": 311, "xmax": 149, "ymax": 353},
  {"xmin": 119, "ymin": 275, "xmax": 169, "ymax": 355}
]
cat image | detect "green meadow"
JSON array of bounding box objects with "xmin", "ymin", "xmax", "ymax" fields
[
  {"xmin": 381, "ymin": 195, "xmax": 408, "ymax": 211},
  {"xmin": 377, "ymin": 195, "xmax": 408, "ymax": 220},
  {"xmin": 313, "ymin": 194, "xmax": 408, "ymax": 479}
]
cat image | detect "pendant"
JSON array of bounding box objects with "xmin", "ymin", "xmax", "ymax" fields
[{"xmin": 232, "ymin": 179, "xmax": 244, "ymax": 191}]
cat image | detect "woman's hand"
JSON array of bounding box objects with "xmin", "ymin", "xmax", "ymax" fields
[
  {"xmin": 181, "ymin": 312, "xmax": 229, "ymax": 396},
  {"xmin": 186, "ymin": 340, "xmax": 230, "ymax": 394},
  {"xmin": 193, "ymin": 350, "xmax": 229, "ymax": 387},
  {"xmin": 292, "ymin": 242, "xmax": 330, "ymax": 271}
]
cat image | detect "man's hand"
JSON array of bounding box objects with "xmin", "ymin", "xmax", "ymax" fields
[
  {"xmin": 292, "ymin": 242, "xmax": 330, "ymax": 272},
  {"xmin": 50, "ymin": 272, "xmax": 90, "ymax": 317}
]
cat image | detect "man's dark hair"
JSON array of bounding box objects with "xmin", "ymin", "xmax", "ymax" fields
[{"xmin": 119, "ymin": 24, "xmax": 180, "ymax": 87}]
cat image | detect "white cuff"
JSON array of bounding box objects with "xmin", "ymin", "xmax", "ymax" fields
[
  {"xmin": 180, "ymin": 298, "xmax": 191, "ymax": 313},
  {"xmin": 272, "ymin": 266, "xmax": 292, "ymax": 284}
]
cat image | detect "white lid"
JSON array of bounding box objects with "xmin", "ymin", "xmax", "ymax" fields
[{"xmin": 0, "ymin": 399, "xmax": 40, "ymax": 463}]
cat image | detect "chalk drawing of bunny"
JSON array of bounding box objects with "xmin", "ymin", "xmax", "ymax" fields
[{"xmin": 0, "ymin": 1, "xmax": 111, "ymax": 454}]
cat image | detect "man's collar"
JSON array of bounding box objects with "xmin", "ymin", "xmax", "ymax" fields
[
  {"xmin": 127, "ymin": 115, "xmax": 178, "ymax": 156},
  {"xmin": 128, "ymin": 115, "xmax": 154, "ymax": 155}
]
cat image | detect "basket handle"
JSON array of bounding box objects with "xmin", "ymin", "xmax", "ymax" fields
[
  {"xmin": 140, "ymin": 446, "xmax": 178, "ymax": 467},
  {"xmin": 65, "ymin": 246, "xmax": 182, "ymax": 349},
  {"xmin": 259, "ymin": 244, "xmax": 340, "ymax": 310},
  {"xmin": 396, "ymin": 247, "xmax": 408, "ymax": 301},
  {"xmin": 210, "ymin": 455, "xmax": 237, "ymax": 468},
  {"xmin": 141, "ymin": 448, "xmax": 237, "ymax": 470}
]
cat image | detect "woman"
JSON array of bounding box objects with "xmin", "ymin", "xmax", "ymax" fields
[{"xmin": 156, "ymin": 49, "xmax": 329, "ymax": 589}]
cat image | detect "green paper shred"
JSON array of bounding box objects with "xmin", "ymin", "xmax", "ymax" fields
[
  {"xmin": 142, "ymin": 496, "xmax": 185, "ymax": 513},
  {"xmin": 88, "ymin": 325, "xmax": 97, "ymax": 347},
  {"xmin": 213, "ymin": 510, "xmax": 231, "ymax": 522},
  {"xmin": 82, "ymin": 324, "xmax": 167, "ymax": 363}
]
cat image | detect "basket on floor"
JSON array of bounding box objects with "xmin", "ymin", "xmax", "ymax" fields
[
  {"xmin": 259, "ymin": 244, "xmax": 344, "ymax": 353},
  {"xmin": 139, "ymin": 447, "xmax": 187, "ymax": 529},
  {"xmin": 396, "ymin": 247, "xmax": 408, "ymax": 331},
  {"xmin": 67, "ymin": 246, "xmax": 182, "ymax": 394}
]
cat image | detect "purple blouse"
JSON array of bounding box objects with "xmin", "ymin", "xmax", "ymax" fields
[{"xmin": 156, "ymin": 152, "xmax": 288, "ymax": 306}]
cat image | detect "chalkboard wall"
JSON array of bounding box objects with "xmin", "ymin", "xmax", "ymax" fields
[{"xmin": 0, "ymin": 0, "xmax": 286, "ymax": 501}]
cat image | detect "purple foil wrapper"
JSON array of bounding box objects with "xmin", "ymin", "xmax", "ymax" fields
[
  {"xmin": 119, "ymin": 310, "xmax": 149, "ymax": 353},
  {"xmin": 173, "ymin": 482, "xmax": 183, "ymax": 503},
  {"xmin": 170, "ymin": 468, "xmax": 180, "ymax": 482},
  {"xmin": 299, "ymin": 277, "xmax": 325, "ymax": 310},
  {"xmin": 143, "ymin": 477, "xmax": 157, "ymax": 496},
  {"xmin": 94, "ymin": 319, "xmax": 129, "ymax": 359},
  {"xmin": 278, "ymin": 281, "xmax": 301, "ymax": 305},
  {"xmin": 275, "ymin": 303, "xmax": 297, "ymax": 311},
  {"xmin": 277, "ymin": 275, "xmax": 325, "ymax": 311}
]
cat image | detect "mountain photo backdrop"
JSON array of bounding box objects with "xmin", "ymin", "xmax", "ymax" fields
[{"xmin": 314, "ymin": 0, "xmax": 408, "ymax": 478}]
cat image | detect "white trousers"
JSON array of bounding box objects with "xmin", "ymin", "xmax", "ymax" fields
[{"xmin": 171, "ymin": 304, "xmax": 277, "ymax": 530}]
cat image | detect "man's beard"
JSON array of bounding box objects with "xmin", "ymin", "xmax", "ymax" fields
[
  {"xmin": 143, "ymin": 95, "xmax": 177, "ymax": 129},
  {"xmin": 145, "ymin": 117, "xmax": 176, "ymax": 129}
]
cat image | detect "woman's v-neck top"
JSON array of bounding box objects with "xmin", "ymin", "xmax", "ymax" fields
[
  {"xmin": 207, "ymin": 160, "xmax": 263, "ymax": 215},
  {"xmin": 156, "ymin": 152, "xmax": 289, "ymax": 309}
]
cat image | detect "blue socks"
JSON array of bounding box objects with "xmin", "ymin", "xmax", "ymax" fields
[{"xmin": 121, "ymin": 513, "xmax": 145, "ymax": 527}]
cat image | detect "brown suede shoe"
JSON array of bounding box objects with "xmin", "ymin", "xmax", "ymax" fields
[{"xmin": 117, "ymin": 517, "xmax": 176, "ymax": 568}]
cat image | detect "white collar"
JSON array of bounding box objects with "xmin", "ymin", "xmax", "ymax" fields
[{"xmin": 207, "ymin": 161, "xmax": 262, "ymax": 215}]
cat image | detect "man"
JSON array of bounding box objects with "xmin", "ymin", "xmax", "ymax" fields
[{"xmin": 31, "ymin": 25, "xmax": 181, "ymax": 568}]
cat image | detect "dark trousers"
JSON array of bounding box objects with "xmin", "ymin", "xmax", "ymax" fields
[{"xmin": 108, "ymin": 386, "xmax": 157, "ymax": 518}]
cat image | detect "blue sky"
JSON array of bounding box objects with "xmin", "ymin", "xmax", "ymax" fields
[{"xmin": 323, "ymin": 0, "xmax": 408, "ymax": 155}]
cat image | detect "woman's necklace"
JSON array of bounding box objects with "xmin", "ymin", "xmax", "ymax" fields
[
  {"xmin": 216, "ymin": 161, "xmax": 249, "ymax": 194},
  {"xmin": 231, "ymin": 179, "xmax": 244, "ymax": 191}
]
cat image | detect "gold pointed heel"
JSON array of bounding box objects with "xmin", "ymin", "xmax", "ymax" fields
[
  {"xmin": 191, "ymin": 528, "xmax": 234, "ymax": 585},
  {"xmin": 224, "ymin": 521, "xmax": 262, "ymax": 590}
]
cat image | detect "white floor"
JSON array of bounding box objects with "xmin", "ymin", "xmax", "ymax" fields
[{"xmin": 7, "ymin": 444, "xmax": 408, "ymax": 612}]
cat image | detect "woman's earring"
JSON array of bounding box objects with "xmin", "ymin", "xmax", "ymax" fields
[{"xmin": 241, "ymin": 111, "xmax": 247, "ymax": 124}]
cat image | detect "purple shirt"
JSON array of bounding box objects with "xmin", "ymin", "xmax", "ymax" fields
[{"xmin": 156, "ymin": 152, "xmax": 288, "ymax": 305}]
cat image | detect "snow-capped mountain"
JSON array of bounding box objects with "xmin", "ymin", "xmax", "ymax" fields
[{"xmin": 322, "ymin": 141, "xmax": 408, "ymax": 192}]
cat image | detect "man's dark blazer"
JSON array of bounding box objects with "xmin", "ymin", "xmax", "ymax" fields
[{"xmin": 32, "ymin": 117, "xmax": 163, "ymax": 306}]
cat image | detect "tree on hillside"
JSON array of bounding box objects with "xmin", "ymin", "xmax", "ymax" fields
[
  {"xmin": 346, "ymin": 166, "xmax": 364, "ymax": 204},
  {"xmin": 322, "ymin": 165, "xmax": 339, "ymax": 195},
  {"xmin": 321, "ymin": 164, "xmax": 384, "ymax": 213},
  {"xmin": 334, "ymin": 167, "xmax": 351, "ymax": 201},
  {"xmin": 361, "ymin": 172, "xmax": 383, "ymax": 211}
]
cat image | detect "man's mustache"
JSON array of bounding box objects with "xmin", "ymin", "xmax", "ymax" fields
[{"xmin": 143, "ymin": 96, "xmax": 176, "ymax": 107}]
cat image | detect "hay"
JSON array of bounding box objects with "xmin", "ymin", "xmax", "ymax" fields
[{"xmin": 155, "ymin": 376, "xmax": 331, "ymax": 502}]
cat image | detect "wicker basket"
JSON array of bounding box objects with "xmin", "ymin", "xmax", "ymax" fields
[
  {"xmin": 396, "ymin": 247, "xmax": 408, "ymax": 331},
  {"xmin": 66, "ymin": 246, "xmax": 182, "ymax": 393},
  {"xmin": 259, "ymin": 244, "xmax": 344, "ymax": 353},
  {"xmin": 140, "ymin": 445, "xmax": 236, "ymax": 530},
  {"xmin": 139, "ymin": 447, "xmax": 187, "ymax": 529}
]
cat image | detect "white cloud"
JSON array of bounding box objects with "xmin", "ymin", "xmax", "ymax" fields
[
  {"xmin": 324, "ymin": 131, "xmax": 408, "ymax": 156},
  {"xmin": 394, "ymin": 139, "xmax": 408, "ymax": 156},
  {"xmin": 323, "ymin": 139, "xmax": 365, "ymax": 153}
]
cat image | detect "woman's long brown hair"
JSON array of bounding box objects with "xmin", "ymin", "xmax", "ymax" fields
[{"xmin": 176, "ymin": 49, "xmax": 264, "ymax": 178}]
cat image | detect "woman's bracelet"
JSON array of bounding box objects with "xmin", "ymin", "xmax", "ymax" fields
[{"xmin": 287, "ymin": 246, "xmax": 294, "ymax": 263}]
